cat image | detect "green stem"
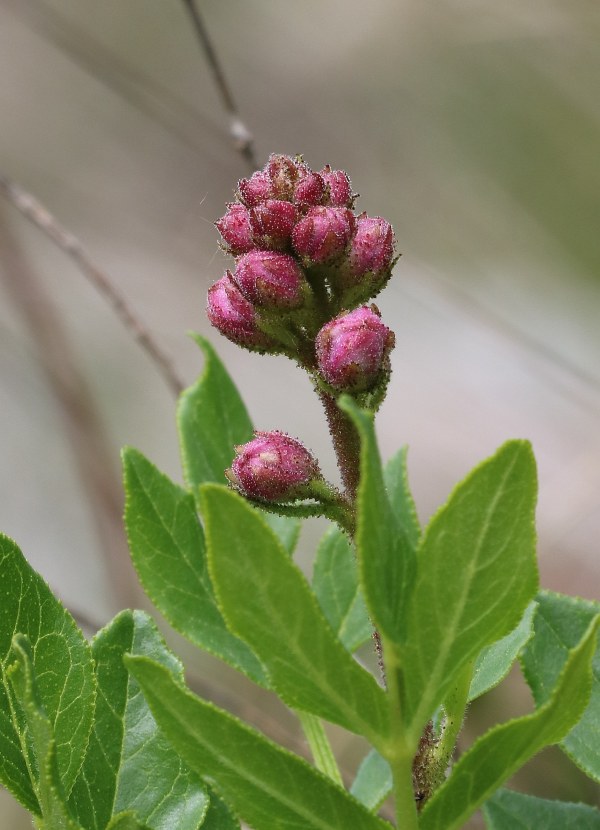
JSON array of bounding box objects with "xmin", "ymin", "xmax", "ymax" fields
[
  {"xmin": 433, "ymin": 661, "xmax": 474, "ymax": 777},
  {"xmin": 381, "ymin": 638, "xmax": 420, "ymax": 830},
  {"xmin": 317, "ymin": 390, "xmax": 362, "ymax": 501},
  {"xmin": 296, "ymin": 710, "xmax": 344, "ymax": 787}
]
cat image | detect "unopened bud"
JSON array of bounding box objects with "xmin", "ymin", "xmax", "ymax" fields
[
  {"xmin": 267, "ymin": 154, "xmax": 300, "ymax": 200},
  {"xmin": 250, "ymin": 199, "xmax": 297, "ymax": 249},
  {"xmin": 239, "ymin": 171, "xmax": 273, "ymax": 207},
  {"xmin": 292, "ymin": 206, "xmax": 355, "ymax": 264},
  {"xmin": 215, "ymin": 203, "xmax": 254, "ymax": 255},
  {"xmin": 226, "ymin": 430, "xmax": 321, "ymax": 502},
  {"xmin": 233, "ymin": 250, "xmax": 306, "ymax": 309},
  {"xmin": 348, "ymin": 215, "xmax": 395, "ymax": 278},
  {"xmin": 294, "ymin": 170, "xmax": 326, "ymax": 207},
  {"xmin": 315, "ymin": 306, "xmax": 395, "ymax": 392},
  {"xmin": 319, "ymin": 165, "xmax": 353, "ymax": 207},
  {"xmin": 207, "ymin": 274, "xmax": 274, "ymax": 351}
]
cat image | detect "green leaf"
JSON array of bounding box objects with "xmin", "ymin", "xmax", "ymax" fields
[
  {"xmin": 312, "ymin": 525, "xmax": 372, "ymax": 653},
  {"xmin": 483, "ymin": 789, "xmax": 600, "ymax": 828},
  {"xmin": 0, "ymin": 534, "xmax": 95, "ymax": 814},
  {"xmin": 69, "ymin": 610, "xmax": 208, "ymax": 830},
  {"xmin": 126, "ymin": 655, "xmax": 392, "ymax": 830},
  {"xmin": 383, "ymin": 446, "xmax": 421, "ymax": 549},
  {"xmin": 107, "ymin": 813, "xmax": 153, "ymax": 830},
  {"xmin": 469, "ymin": 601, "xmax": 537, "ymax": 702},
  {"xmin": 419, "ymin": 614, "xmax": 600, "ymax": 830},
  {"xmin": 176, "ymin": 335, "xmax": 300, "ymax": 553},
  {"xmin": 8, "ymin": 635, "xmax": 85, "ymax": 830},
  {"xmin": 401, "ymin": 440, "xmax": 539, "ymax": 740},
  {"xmin": 339, "ymin": 399, "xmax": 416, "ymax": 644},
  {"xmin": 200, "ymin": 792, "xmax": 240, "ymax": 829},
  {"xmin": 520, "ymin": 591, "xmax": 600, "ymax": 781},
  {"xmin": 350, "ymin": 749, "xmax": 393, "ymax": 812},
  {"xmin": 123, "ymin": 448, "xmax": 267, "ymax": 686},
  {"xmin": 200, "ymin": 484, "xmax": 389, "ymax": 743}
]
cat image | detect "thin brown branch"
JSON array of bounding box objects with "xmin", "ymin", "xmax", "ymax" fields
[
  {"xmin": 0, "ymin": 175, "xmax": 185, "ymax": 398},
  {"xmin": 0, "ymin": 213, "xmax": 139, "ymax": 610},
  {"xmin": 181, "ymin": 0, "xmax": 259, "ymax": 172}
]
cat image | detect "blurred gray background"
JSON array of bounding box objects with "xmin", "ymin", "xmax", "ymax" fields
[{"xmin": 1, "ymin": 0, "xmax": 599, "ymax": 826}]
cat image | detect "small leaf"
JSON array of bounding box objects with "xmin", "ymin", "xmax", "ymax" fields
[
  {"xmin": 401, "ymin": 441, "xmax": 538, "ymax": 740},
  {"xmin": 126, "ymin": 655, "xmax": 392, "ymax": 830},
  {"xmin": 521, "ymin": 591, "xmax": 600, "ymax": 781},
  {"xmin": 350, "ymin": 749, "xmax": 393, "ymax": 812},
  {"xmin": 69, "ymin": 610, "xmax": 208, "ymax": 830},
  {"xmin": 176, "ymin": 335, "xmax": 300, "ymax": 552},
  {"xmin": 123, "ymin": 448, "xmax": 267, "ymax": 686},
  {"xmin": 483, "ymin": 789, "xmax": 600, "ymax": 829},
  {"xmin": 0, "ymin": 534, "xmax": 95, "ymax": 814},
  {"xmin": 339, "ymin": 399, "xmax": 416, "ymax": 644},
  {"xmin": 420, "ymin": 614, "xmax": 600, "ymax": 830},
  {"xmin": 107, "ymin": 813, "xmax": 153, "ymax": 830},
  {"xmin": 200, "ymin": 792, "xmax": 240, "ymax": 829},
  {"xmin": 469, "ymin": 601, "xmax": 537, "ymax": 702},
  {"xmin": 200, "ymin": 484, "xmax": 389, "ymax": 743},
  {"xmin": 312, "ymin": 525, "xmax": 372, "ymax": 653},
  {"xmin": 8, "ymin": 635, "xmax": 85, "ymax": 830},
  {"xmin": 383, "ymin": 446, "xmax": 421, "ymax": 549}
]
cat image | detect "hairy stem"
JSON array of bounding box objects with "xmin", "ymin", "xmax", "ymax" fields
[{"xmin": 318, "ymin": 390, "xmax": 362, "ymax": 501}]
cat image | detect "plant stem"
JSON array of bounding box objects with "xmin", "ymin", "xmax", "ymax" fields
[
  {"xmin": 432, "ymin": 661, "xmax": 474, "ymax": 778},
  {"xmin": 381, "ymin": 638, "xmax": 420, "ymax": 830},
  {"xmin": 318, "ymin": 390, "xmax": 362, "ymax": 500},
  {"xmin": 296, "ymin": 710, "xmax": 343, "ymax": 787}
]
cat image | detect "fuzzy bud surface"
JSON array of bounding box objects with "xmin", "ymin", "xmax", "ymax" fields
[
  {"xmin": 348, "ymin": 215, "xmax": 395, "ymax": 278},
  {"xmin": 294, "ymin": 170, "xmax": 326, "ymax": 207},
  {"xmin": 315, "ymin": 306, "xmax": 395, "ymax": 392},
  {"xmin": 250, "ymin": 199, "xmax": 297, "ymax": 248},
  {"xmin": 216, "ymin": 203, "xmax": 254, "ymax": 254},
  {"xmin": 233, "ymin": 250, "xmax": 306, "ymax": 308},
  {"xmin": 319, "ymin": 166, "xmax": 353, "ymax": 207},
  {"xmin": 227, "ymin": 431, "xmax": 321, "ymax": 501},
  {"xmin": 207, "ymin": 274, "xmax": 273, "ymax": 351},
  {"xmin": 238, "ymin": 171, "xmax": 273, "ymax": 207},
  {"xmin": 292, "ymin": 206, "xmax": 355, "ymax": 264}
]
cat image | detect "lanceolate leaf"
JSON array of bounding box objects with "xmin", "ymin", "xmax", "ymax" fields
[
  {"xmin": 469, "ymin": 601, "xmax": 537, "ymax": 702},
  {"xmin": 401, "ymin": 441, "xmax": 538, "ymax": 740},
  {"xmin": 383, "ymin": 447, "xmax": 421, "ymax": 549},
  {"xmin": 521, "ymin": 591, "xmax": 600, "ymax": 781},
  {"xmin": 8, "ymin": 635, "xmax": 85, "ymax": 830},
  {"xmin": 339, "ymin": 399, "xmax": 416, "ymax": 644},
  {"xmin": 176, "ymin": 335, "xmax": 300, "ymax": 553},
  {"xmin": 126, "ymin": 656, "xmax": 392, "ymax": 830},
  {"xmin": 200, "ymin": 484, "xmax": 389, "ymax": 743},
  {"xmin": 483, "ymin": 789, "xmax": 600, "ymax": 829},
  {"xmin": 350, "ymin": 749, "xmax": 393, "ymax": 812},
  {"xmin": 420, "ymin": 614, "xmax": 600, "ymax": 830},
  {"xmin": 313, "ymin": 525, "xmax": 372, "ymax": 653},
  {"xmin": 69, "ymin": 610, "xmax": 208, "ymax": 830},
  {"xmin": 123, "ymin": 449, "xmax": 267, "ymax": 686},
  {"xmin": 0, "ymin": 534, "xmax": 95, "ymax": 814}
]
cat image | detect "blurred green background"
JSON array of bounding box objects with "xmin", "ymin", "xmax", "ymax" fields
[{"xmin": 1, "ymin": 0, "xmax": 599, "ymax": 826}]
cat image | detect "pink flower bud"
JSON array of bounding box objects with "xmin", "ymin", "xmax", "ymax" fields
[
  {"xmin": 233, "ymin": 250, "xmax": 306, "ymax": 308},
  {"xmin": 250, "ymin": 199, "xmax": 297, "ymax": 248},
  {"xmin": 294, "ymin": 170, "xmax": 326, "ymax": 207},
  {"xmin": 267, "ymin": 154, "xmax": 300, "ymax": 200},
  {"xmin": 227, "ymin": 430, "xmax": 321, "ymax": 501},
  {"xmin": 348, "ymin": 214, "xmax": 395, "ymax": 278},
  {"xmin": 215, "ymin": 203, "xmax": 254, "ymax": 255},
  {"xmin": 319, "ymin": 165, "xmax": 353, "ymax": 207},
  {"xmin": 238, "ymin": 171, "xmax": 273, "ymax": 207},
  {"xmin": 207, "ymin": 274, "xmax": 274, "ymax": 351},
  {"xmin": 292, "ymin": 206, "xmax": 356, "ymax": 264},
  {"xmin": 315, "ymin": 306, "xmax": 395, "ymax": 392}
]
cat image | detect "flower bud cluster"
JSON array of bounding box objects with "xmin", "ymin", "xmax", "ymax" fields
[{"xmin": 208, "ymin": 154, "xmax": 399, "ymax": 503}]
